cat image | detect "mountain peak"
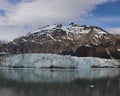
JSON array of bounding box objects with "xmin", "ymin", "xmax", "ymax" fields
[{"xmin": 29, "ymin": 23, "xmax": 107, "ymax": 36}]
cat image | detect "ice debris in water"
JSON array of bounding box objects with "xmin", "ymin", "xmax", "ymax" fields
[{"xmin": 90, "ymin": 85, "xmax": 95, "ymax": 88}]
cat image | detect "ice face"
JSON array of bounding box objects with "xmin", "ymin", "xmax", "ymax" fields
[{"xmin": 0, "ymin": 53, "xmax": 119, "ymax": 68}]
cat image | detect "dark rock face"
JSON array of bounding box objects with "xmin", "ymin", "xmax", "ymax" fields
[
  {"xmin": 75, "ymin": 45, "xmax": 120, "ymax": 59},
  {"xmin": 0, "ymin": 24, "xmax": 120, "ymax": 59},
  {"xmin": 52, "ymin": 29, "xmax": 67, "ymax": 37}
]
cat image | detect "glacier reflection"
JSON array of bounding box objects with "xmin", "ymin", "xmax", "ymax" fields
[{"xmin": 0, "ymin": 68, "xmax": 120, "ymax": 83}]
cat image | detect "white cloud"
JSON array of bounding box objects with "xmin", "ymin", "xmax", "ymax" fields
[
  {"xmin": 0, "ymin": 0, "xmax": 118, "ymax": 40},
  {"xmin": 107, "ymin": 27, "xmax": 120, "ymax": 34}
]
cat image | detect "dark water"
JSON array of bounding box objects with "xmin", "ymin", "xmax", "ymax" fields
[{"xmin": 0, "ymin": 68, "xmax": 120, "ymax": 96}]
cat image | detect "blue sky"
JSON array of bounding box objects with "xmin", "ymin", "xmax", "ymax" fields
[
  {"xmin": 82, "ymin": 0, "xmax": 120, "ymax": 29},
  {"xmin": 0, "ymin": 0, "xmax": 120, "ymax": 41}
]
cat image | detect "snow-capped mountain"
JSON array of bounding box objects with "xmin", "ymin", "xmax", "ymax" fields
[
  {"xmin": 0, "ymin": 23, "xmax": 120, "ymax": 59},
  {"xmin": 0, "ymin": 40, "xmax": 6, "ymax": 44},
  {"xmin": 30, "ymin": 23, "xmax": 107, "ymax": 35}
]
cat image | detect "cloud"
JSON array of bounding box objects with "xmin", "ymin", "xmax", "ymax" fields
[
  {"xmin": 0, "ymin": 0, "xmax": 118, "ymax": 40},
  {"xmin": 0, "ymin": 25, "xmax": 31, "ymax": 41},
  {"xmin": 107, "ymin": 27, "xmax": 120, "ymax": 34}
]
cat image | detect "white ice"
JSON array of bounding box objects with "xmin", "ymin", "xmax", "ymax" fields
[{"xmin": 0, "ymin": 53, "xmax": 119, "ymax": 68}]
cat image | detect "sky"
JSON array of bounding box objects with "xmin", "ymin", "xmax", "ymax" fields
[{"xmin": 0, "ymin": 0, "xmax": 120, "ymax": 41}]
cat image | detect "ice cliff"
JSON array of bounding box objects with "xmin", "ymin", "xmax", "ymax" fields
[{"xmin": 0, "ymin": 53, "xmax": 119, "ymax": 68}]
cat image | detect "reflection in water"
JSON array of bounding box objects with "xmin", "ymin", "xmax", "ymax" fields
[
  {"xmin": 0, "ymin": 68, "xmax": 120, "ymax": 82},
  {"xmin": 0, "ymin": 68, "xmax": 120, "ymax": 96}
]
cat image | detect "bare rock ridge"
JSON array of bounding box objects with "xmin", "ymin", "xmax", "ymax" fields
[
  {"xmin": 0, "ymin": 23, "xmax": 120, "ymax": 59},
  {"xmin": 0, "ymin": 40, "xmax": 6, "ymax": 45}
]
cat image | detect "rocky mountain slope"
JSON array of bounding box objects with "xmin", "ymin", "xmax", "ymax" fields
[
  {"xmin": 0, "ymin": 23, "xmax": 120, "ymax": 59},
  {"xmin": 0, "ymin": 40, "xmax": 6, "ymax": 45}
]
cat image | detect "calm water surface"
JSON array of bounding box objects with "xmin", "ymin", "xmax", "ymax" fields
[{"xmin": 0, "ymin": 68, "xmax": 120, "ymax": 96}]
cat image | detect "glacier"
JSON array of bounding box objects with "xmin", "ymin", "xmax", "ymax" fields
[
  {"xmin": 0, "ymin": 53, "xmax": 120, "ymax": 82},
  {"xmin": 0, "ymin": 53, "xmax": 120, "ymax": 68}
]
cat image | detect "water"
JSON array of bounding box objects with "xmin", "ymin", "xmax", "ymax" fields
[{"xmin": 0, "ymin": 68, "xmax": 120, "ymax": 96}]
